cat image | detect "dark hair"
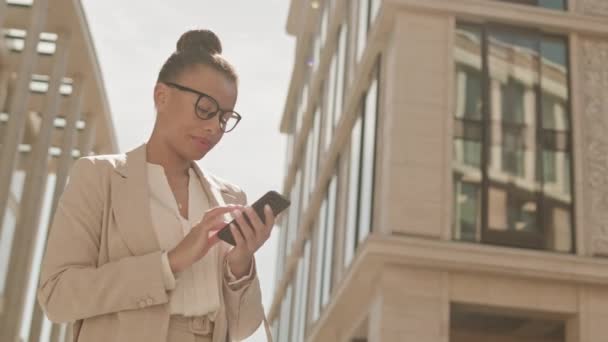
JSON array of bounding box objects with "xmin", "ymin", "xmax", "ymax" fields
[{"xmin": 157, "ymin": 29, "xmax": 238, "ymax": 84}]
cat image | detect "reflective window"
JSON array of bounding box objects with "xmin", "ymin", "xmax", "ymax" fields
[
  {"xmin": 324, "ymin": 56, "xmax": 337, "ymax": 151},
  {"xmin": 356, "ymin": 0, "xmax": 370, "ymax": 61},
  {"xmin": 321, "ymin": 173, "xmax": 338, "ymax": 307},
  {"xmin": 335, "ymin": 25, "xmax": 348, "ymax": 126},
  {"xmin": 290, "ymin": 241, "xmax": 310, "ymax": 342},
  {"xmin": 310, "ymin": 105, "xmax": 322, "ymax": 195},
  {"xmin": 0, "ymin": 208, "xmax": 16, "ymax": 295},
  {"xmin": 320, "ymin": 3, "xmax": 329, "ymax": 47},
  {"xmin": 453, "ymin": 23, "xmax": 574, "ymax": 253},
  {"xmin": 370, "ymin": 0, "xmax": 381, "ymax": 23},
  {"xmin": 358, "ymin": 70, "xmax": 379, "ymax": 245},
  {"xmin": 287, "ymin": 170, "xmax": 302, "ymax": 255},
  {"xmin": 344, "ymin": 117, "xmax": 362, "ymax": 267},
  {"xmin": 312, "ymin": 198, "xmax": 328, "ymax": 321},
  {"xmin": 497, "ymin": 0, "xmax": 566, "ymax": 10},
  {"xmin": 344, "ymin": 62, "xmax": 380, "ymax": 267},
  {"xmin": 278, "ymin": 285, "xmax": 293, "ymax": 342}
]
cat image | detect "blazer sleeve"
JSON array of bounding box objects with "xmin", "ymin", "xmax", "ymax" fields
[
  {"xmin": 37, "ymin": 158, "xmax": 170, "ymax": 323},
  {"xmin": 221, "ymin": 189, "xmax": 265, "ymax": 340}
]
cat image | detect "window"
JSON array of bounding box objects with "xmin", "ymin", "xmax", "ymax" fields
[
  {"xmin": 344, "ymin": 63, "xmax": 381, "ymax": 267},
  {"xmin": 0, "ymin": 208, "xmax": 17, "ymax": 296},
  {"xmin": 370, "ymin": 0, "xmax": 381, "ymax": 21},
  {"xmin": 321, "ymin": 173, "xmax": 338, "ymax": 307},
  {"xmin": 287, "ymin": 170, "xmax": 302, "ymax": 255},
  {"xmin": 452, "ymin": 23, "xmax": 574, "ymax": 253},
  {"xmin": 356, "ymin": 0, "xmax": 370, "ymax": 61},
  {"xmin": 293, "ymin": 241, "xmax": 311, "ymax": 342},
  {"xmin": 357, "ymin": 68, "xmax": 379, "ymax": 245},
  {"xmin": 335, "ymin": 25, "xmax": 349, "ymax": 126},
  {"xmin": 496, "ymin": 0, "xmax": 566, "ymax": 10},
  {"xmin": 295, "ymin": 85, "xmax": 308, "ymax": 135},
  {"xmin": 320, "ymin": 3, "xmax": 329, "ymax": 47},
  {"xmin": 344, "ymin": 117, "xmax": 362, "ymax": 267},
  {"xmin": 312, "ymin": 198, "xmax": 328, "ymax": 321},
  {"xmin": 324, "ymin": 56, "xmax": 337, "ymax": 151},
  {"xmin": 277, "ymin": 285, "xmax": 293, "ymax": 342},
  {"xmin": 290, "ymin": 250, "xmax": 304, "ymax": 342}
]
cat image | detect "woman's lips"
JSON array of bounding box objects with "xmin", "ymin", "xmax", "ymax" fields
[{"xmin": 191, "ymin": 136, "xmax": 213, "ymax": 150}]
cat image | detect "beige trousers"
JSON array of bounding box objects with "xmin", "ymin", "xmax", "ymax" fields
[{"xmin": 166, "ymin": 315, "xmax": 214, "ymax": 342}]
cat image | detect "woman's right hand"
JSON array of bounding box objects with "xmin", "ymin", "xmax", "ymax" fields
[{"xmin": 167, "ymin": 205, "xmax": 241, "ymax": 274}]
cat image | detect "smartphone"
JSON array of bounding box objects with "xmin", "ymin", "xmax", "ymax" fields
[{"xmin": 217, "ymin": 190, "xmax": 291, "ymax": 246}]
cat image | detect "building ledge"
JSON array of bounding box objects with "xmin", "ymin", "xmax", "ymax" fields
[{"xmin": 304, "ymin": 235, "xmax": 608, "ymax": 341}]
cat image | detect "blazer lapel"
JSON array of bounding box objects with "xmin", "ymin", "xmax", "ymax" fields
[
  {"xmin": 190, "ymin": 162, "xmax": 229, "ymax": 208},
  {"xmin": 111, "ymin": 143, "xmax": 160, "ymax": 256}
]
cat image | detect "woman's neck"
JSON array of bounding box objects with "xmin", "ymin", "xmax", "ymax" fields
[{"xmin": 145, "ymin": 135, "xmax": 190, "ymax": 178}]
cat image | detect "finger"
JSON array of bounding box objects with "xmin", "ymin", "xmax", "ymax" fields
[
  {"xmin": 231, "ymin": 224, "xmax": 245, "ymax": 247},
  {"xmin": 234, "ymin": 210, "xmax": 256, "ymax": 250},
  {"xmin": 202, "ymin": 215, "xmax": 229, "ymax": 234},
  {"xmin": 244, "ymin": 206, "xmax": 265, "ymax": 236},
  {"xmin": 263, "ymin": 205, "xmax": 275, "ymax": 236},
  {"xmin": 207, "ymin": 233, "xmax": 220, "ymax": 247},
  {"xmin": 203, "ymin": 205, "xmax": 243, "ymax": 223}
]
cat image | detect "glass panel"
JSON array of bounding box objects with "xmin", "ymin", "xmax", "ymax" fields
[
  {"xmin": 279, "ymin": 285, "xmax": 293, "ymax": 342},
  {"xmin": 325, "ymin": 55, "xmax": 338, "ymax": 151},
  {"xmin": 487, "ymin": 28, "xmax": 540, "ymax": 235},
  {"xmin": 313, "ymin": 35, "xmax": 321, "ymax": 71},
  {"xmin": 344, "ymin": 117, "xmax": 363, "ymax": 266},
  {"xmin": 311, "ymin": 106, "xmax": 322, "ymax": 194},
  {"xmin": 453, "ymin": 24, "xmax": 483, "ymax": 242},
  {"xmin": 321, "ymin": 4, "xmax": 329, "ymax": 46},
  {"xmin": 356, "ymin": 0, "xmax": 369, "ymax": 61},
  {"xmin": 290, "ymin": 258, "xmax": 304, "ymax": 342},
  {"xmin": 296, "ymin": 241, "xmax": 311, "ymax": 342},
  {"xmin": 312, "ymin": 199, "xmax": 328, "ymax": 321},
  {"xmin": 322, "ymin": 174, "xmax": 338, "ymax": 307},
  {"xmin": 357, "ymin": 74, "xmax": 379, "ymax": 245},
  {"xmin": 497, "ymin": 0, "xmax": 566, "ymax": 9},
  {"xmin": 370, "ymin": 0, "xmax": 381, "ymax": 23},
  {"xmin": 296, "ymin": 86, "xmax": 308, "ymax": 134},
  {"xmin": 302, "ymin": 131, "xmax": 313, "ymax": 208},
  {"xmin": 287, "ymin": 170, "xmax": 302, "ymax": 255},
  {"xmin": 335, "ymin": 25, "xmax": 348, "ymax": 126},
  {"xmin": 540, "ymin": 35, "xmax": 572, "ymax": 252},
  {"xmin": 0, "ymin": 208, "xmax": 17, "ymax": 295},
  {"xmin": 539, "ymin": 0, "xmax": 566, "ymax": 9}
]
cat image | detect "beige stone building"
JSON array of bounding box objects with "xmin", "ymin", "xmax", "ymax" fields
[
  {"xmin": 271, "ymin": 0, "xmax": 608, "ymax": 341},
  {"xmin": 0, "ymin": 0, "xmax": 117, "ymax": 341}
]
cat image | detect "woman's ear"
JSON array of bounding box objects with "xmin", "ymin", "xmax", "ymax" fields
[{"xmin": 153, "ymin": 83, "xmax": 168, "ymax": 111}]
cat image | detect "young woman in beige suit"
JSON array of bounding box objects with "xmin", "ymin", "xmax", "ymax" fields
[{"xmin": 37, "ymin": 29, "xmax": 274, "ymax": 342}]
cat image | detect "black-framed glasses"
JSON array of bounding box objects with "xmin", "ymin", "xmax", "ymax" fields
[{"xmin": 163, "ymin": 81, "xmax": 242, "ymax": 133}]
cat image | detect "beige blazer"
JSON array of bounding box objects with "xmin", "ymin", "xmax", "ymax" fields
[{"xmin": 37, "ymin": 143, "xmax": 266, "ymax": 342}]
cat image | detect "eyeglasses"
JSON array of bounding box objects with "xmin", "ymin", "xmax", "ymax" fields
[{"xmin": 163, "ymin": 81, "xmax": 242, "ymax": 133}]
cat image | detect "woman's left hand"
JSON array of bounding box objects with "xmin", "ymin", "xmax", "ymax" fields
[{"xmin": 225, "ymin": 204, "xmax": 275, "ymax": 277}]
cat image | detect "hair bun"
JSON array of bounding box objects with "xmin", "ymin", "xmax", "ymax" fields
[{"xmin": 176, "ymin": 29, "xmax": 222, "ymax": 55}]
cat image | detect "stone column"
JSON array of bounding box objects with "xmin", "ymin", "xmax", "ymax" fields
[
  {"xmin": 375, "ymin": 10, "xmax": 452, "ymax": 238},
  {"xmin": 27, "ymin": 31, "xmax": 72, "ymax": 342},
  {"xmin": 368, "ymin": 266, "xmax": 449, "ymax": 342},
  {"xmin": 46, "ymin": 77, "xmax": 85, "ymax": 342}
]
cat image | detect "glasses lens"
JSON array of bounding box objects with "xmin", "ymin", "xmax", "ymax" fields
[
  {"xmin": 196, "ymin": 95, "xmax": 219, "ymax": 119},
  {"xmin": 220, "ymin": 112, "xmax": 240, "ymax": 132}
]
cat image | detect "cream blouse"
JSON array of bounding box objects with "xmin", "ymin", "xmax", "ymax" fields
[{"xmin": 146, "ymin": 162, "xmax": 252, "ymax": 319}]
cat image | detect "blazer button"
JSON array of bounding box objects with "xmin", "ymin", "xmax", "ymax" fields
[
  {"xmin": 146, "ymin": 298, "xmax": 154, "ymax": 306},
  {"xmin": 138, "ymin": 300, "xmax": 147, "ymax": 308}
]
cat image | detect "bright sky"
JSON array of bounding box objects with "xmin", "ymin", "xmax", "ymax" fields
[{"xmin": 81, "ymin": 1, "xmax": 294, "ymax": 340}]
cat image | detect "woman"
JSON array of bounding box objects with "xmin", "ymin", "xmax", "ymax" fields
[{"xmin": 37, "ymin": 29, "xmax": 274, "ymax": 342}]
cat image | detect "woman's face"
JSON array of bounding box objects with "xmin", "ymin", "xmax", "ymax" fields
[{"xmin": 154, "ymin": 64, "xmax": 238, "ymax": 161}]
